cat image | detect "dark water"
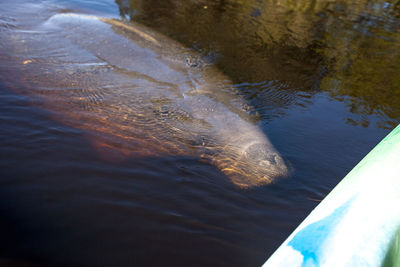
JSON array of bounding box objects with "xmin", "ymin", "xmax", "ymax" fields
[{"xmin": 0, "ymin": 0, "xmax": 398, "ymax": 266}]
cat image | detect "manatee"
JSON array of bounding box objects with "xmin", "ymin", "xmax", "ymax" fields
[{"xmin": 0, "ymin": 11, "xmax": 289, "ymax": 188}]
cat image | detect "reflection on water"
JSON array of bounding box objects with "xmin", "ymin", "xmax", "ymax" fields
[{"xmin": 117, "ymin": 0, "xmax": 400, "ymax": 129}]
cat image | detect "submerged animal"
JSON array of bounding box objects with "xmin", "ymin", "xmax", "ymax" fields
[{"xmin": 0, "ymin": 10, "xmax": 289, "ymax": 188}]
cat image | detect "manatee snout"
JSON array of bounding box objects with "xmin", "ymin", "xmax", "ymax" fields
[{"xmin": 242, "ymin": 143, "xmax": 289, "ymax": 180}]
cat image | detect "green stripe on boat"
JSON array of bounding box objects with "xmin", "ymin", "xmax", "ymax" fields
[{"xmin": 264, "ymin": 124, "xmax": 400, "ymax": 267}]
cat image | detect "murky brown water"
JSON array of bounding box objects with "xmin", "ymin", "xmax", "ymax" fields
[{"xmin": 0, "ymin": 0, "xmax": 399, "ymax": 266}]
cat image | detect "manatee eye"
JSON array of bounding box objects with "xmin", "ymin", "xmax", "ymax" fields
[{"xmin": 261, "ymin": 154, "xmax": 277, "ymax": 166}]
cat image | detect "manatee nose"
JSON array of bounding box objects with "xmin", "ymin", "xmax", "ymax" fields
[{"xmin": 243, "ymin": 143, "xmax": 278, "ymax": 166}]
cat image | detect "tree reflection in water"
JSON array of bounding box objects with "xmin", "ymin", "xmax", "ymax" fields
[{"xmin": 115, "ymin": 0, "xmax": 400, "ymax": 129}]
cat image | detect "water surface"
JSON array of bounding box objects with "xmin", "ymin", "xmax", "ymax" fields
[{"xmin": 0, "ymin": 0, "xmax": 399, "ymax": 266}]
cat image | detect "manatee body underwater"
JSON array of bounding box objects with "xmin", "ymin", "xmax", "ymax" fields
[{"xmin": 0, "ymin": 7, "xmax": 289, "ymax": 188}]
